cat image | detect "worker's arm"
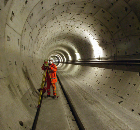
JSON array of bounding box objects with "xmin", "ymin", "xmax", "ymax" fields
[
  {"xmin": 41, "ymin": 64, "xmax": 49, "ymax": 70},
  {"xmin": 50, "ymin": 64, "xmax": 57, "ymax": 72},
  {"xmin": 41, "ymin": 64, "xmax": 45, "ymax": 70}
]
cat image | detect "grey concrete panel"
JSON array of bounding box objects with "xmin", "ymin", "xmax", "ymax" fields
[
  {"xmin": 128, "ymin": 0, "xmax": 140, "ymax": 21},
  {"xmin": 94, "ymin": 8, "xmax": 121, "ymax": 35},
  {"xmin": 109, "ymin": 0, "xmax": 131, "ymax": 22},
  {"xmin": 7, "ymin": 0, "xmax": 40, "ymax": 34},
  {"xmin": 1, "ymin": 0, "xmax": 140, "ymax": 129},
  {"xmin": 120, "ymin": 11, "xmax": 140, "ymax": 36}
]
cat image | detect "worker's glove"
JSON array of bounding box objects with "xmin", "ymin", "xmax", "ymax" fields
[{"xmin": 38, "ymin": 88, "xmax": 46, "ymax": 94}]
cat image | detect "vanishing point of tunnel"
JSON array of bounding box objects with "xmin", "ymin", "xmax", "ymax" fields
[{"xmin": 1, "ymin": 0, "xmax": 140, "ymax": 130}]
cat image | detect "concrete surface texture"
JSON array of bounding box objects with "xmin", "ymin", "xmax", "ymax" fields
[
  {"xmin": 0, "ymin": 0, "xmax": 140, "ymax": 129},
  {"xmin": 35, "ymin": 82, "xmax": 78, "ymax": 130}
]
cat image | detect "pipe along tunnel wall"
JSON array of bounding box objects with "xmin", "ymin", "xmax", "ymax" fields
[{"xmin": 0, "ymin": 0, "xmax": 140, "ymax": 129}]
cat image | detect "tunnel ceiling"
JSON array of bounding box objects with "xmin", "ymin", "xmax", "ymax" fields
[{"xmin": 5, "ymin": 0, "xmax": 140, "ymax": 63}]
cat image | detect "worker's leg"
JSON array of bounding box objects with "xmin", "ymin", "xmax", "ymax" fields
[
  {"xmin": 47, "ymin": 79, "xmax": 51, "ymax": 95},
  {"xmin": 52, "ymin": 83, "xmax": 56, "ymax": 96}
]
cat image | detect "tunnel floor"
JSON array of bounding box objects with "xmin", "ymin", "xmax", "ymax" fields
[
  {"xmin": 57, "ymin": 69, "xmax": 140, "ymax": 130},
  {"xmin": 34, "ymin": 82, "xmax": 78, "ymax": 130},
  {"xmin": 30, "ymin": 68, "xmax": 140, "ymax": 130}
]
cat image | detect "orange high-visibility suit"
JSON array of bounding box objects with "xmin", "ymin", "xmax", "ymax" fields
[{"xmin": 41, "ymin": 63, "xmax": 57, "ymax": 96}]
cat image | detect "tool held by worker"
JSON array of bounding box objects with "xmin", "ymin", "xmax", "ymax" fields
[{"xmin": 37, "ymin": 67, "xmax": 47, "ymax": 108}]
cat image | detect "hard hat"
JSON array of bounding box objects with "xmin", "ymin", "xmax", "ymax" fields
[{"xmin": 49, "ymin": 58, "xmax": 53, "ymax": 61}]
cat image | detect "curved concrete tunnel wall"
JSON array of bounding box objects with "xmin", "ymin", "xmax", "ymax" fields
[{"xmin": 1, "ymin": 0, "xmax": 140, "ymax": 129}]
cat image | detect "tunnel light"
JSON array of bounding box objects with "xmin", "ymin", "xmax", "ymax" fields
[
  {"xmin": 75, "ymin": 52, "xmax": 81, "ymax": 60},
  {"xmin": 60, "ymin": 56, "xmax": 63, "ymax": 62},
  {"xmin": 55, "ymin": 53, "xmax": 65, "ymax": 62},
  {"xmin": 64, "ymin": 56, "xmax": 66, "ymax": 62},
  {"xmin": 90, "ymin": 38, "xmax": 103, "ymax": 58},
  {"xmin": 68, "ymin": 54, "xmax": 72, "ymax": 60},
  {"xmin": 56, "ymin": 54, "xmax": 61, "ymax": 61},
  {"xmin": 57, "ymin": 63, "xmax": 63, "ymax": 67}
]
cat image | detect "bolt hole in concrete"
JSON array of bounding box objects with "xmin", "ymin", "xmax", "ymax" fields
[
  {"xmin": 7, "ymin": 36, "xmax": 10, "ymax": 41},
  {"xmin": 25, "ymin": 0, "xmax": 28, "ymax": 4},
  {"xmin": 125, "ymin": 7, "xmax": 128, "ymax": 12},
  {"xmin": 19, "ymin": 121, "xmax": 23, "ymax": 126}
]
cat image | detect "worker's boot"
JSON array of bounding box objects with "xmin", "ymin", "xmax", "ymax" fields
[{"xmin": 53, "ymin": 95, "xmax": 56, "ymax": 99}]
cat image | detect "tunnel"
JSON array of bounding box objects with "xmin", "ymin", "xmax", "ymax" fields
[{"xmin": 1, "ymin": 0, "xmax": 140, "ymax": 129}]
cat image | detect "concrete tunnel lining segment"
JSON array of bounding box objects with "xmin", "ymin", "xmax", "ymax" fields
[{"xmin": 0, "ymin": 0, "xmax": 140, "ymax": 129}]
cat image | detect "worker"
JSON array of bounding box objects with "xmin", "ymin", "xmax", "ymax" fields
[{"xmin": 38, "ymin": 58, "xmax": 57, "ymax": 98}]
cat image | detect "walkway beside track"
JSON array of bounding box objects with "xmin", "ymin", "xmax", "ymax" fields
[{"xmin": 35, "ymin": 82, "xmax": 78, "ymax": 130}]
